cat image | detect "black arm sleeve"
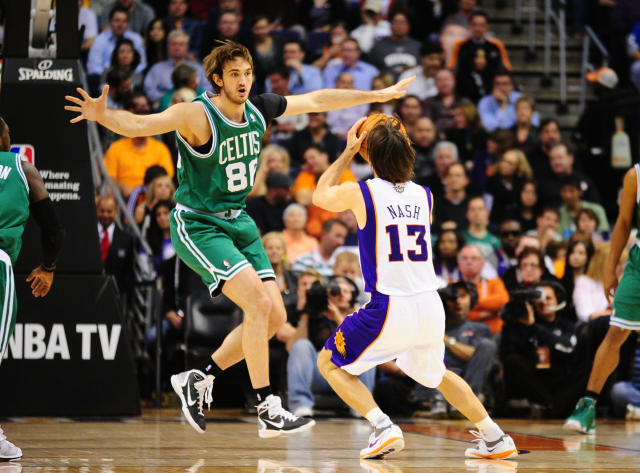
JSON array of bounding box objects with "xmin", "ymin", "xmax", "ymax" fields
[
  {"xmin": 249, "ymin": 93, "xmax": 288, "ymax": 124},
  {"xmin": 30, "ymin": 197, "xmax": 65, "ymax": 268}
]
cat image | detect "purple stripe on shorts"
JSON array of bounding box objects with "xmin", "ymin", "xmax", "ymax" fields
[
  {"xmin": 325, "ymin": 293, "xmax": 390, "ymax": 368},
  {"xmin": 357, "ymin": 181, "xmax": 378, "ymax": 293}
]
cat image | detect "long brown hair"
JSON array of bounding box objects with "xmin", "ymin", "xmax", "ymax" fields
[
  {"xmin": 202, "ymin": 40, "xmax": 254, "ymax": 92},
  {"xmin": 366, "ymin": 116, "xmax": 415, "ymax": 184}
]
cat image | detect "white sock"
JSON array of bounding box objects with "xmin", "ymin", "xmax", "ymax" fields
[
  {"xmin": 475, "ymin": 416, "xmax": 504, "ymax": 442},
  {"xmin": 365, "ymin": 407, "xmax": 392, "ymax": 429}
]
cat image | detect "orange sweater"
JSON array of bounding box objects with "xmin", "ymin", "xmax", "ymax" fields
[{"xmin": 468, "ymin": 277, "xmax": 510, "ymax": 334}]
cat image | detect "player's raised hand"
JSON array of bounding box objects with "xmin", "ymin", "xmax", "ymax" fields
[
  {"xmin": 64, "ymin": 85, "xmax": 109, "ymax": 123},
  {"xmin": 376, "ymin": 75, "xmax": 415, "ymax": 102},
  {"xmin": 344, "ymin": 117, "xmax": 367, "ymax": 157}
]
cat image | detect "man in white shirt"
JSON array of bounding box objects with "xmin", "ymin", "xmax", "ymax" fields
[
  {"xmin": 292, "ymin": 219, "xmax": 348, "ymax": 277},
  {"xmin": 350, "ymin": 0, "xmax": 390, "ymax": 54},
  {"xmin": 399, "ymin": 41, "xmax": 443, "ymax": 100}
]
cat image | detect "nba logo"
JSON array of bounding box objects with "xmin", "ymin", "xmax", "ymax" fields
[
  {"xmin": 10, "ymin": 144, "xmax": 35, "ymax": 165},
  {"xmin": 223, "ymin": 260, "xmax": 231, "ymax": 269},
  {"xmin": 249, "ymin": 113, "xmax": 256, "ymax": 122}
]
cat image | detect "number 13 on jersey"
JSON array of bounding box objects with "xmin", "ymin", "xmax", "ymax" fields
[{"xmin": 385, "ymin": 224, "xmax": 428, "ymax": 262}]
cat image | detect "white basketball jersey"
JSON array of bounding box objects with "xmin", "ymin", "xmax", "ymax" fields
[{"xmin": 357, "ymin": 178, "xmax": 439, "ymax": 296}]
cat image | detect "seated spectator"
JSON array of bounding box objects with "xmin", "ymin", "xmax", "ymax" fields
[
  {"xmin": 297, "ymin": 0, "xmax": 346, "ymax": 33},
  {"xmin": 528, "ymin": 118, "xmax": 562, "ymax": 179},
  {"xmin": 463, "ymin": 196, "xmax": 500, "ymax": 264},
  {"xmin": 282, "ymin": 203, "xmax": 319, "ymax": 263},
  {"xmin": 560, "ymin": 238, "xmax": 594, "ymax": 310},
  {"xmin": 448, "ymin": 10, "xmax": 512, "ymax": 90},
  {"xmin": 333, "ymin": 250, "xmax": 368, "ymax": 306},
  {"xmin": 288, "ymin": 112, "xmax": 342, "ymax": 169},
  {"xmin": 326, "ymin": 72, "xmax": 369, "ymax": 139},
  {"xmin": 88, "ymin": 6, "xmax": 147, "ymax": 78},
  {"xmin": 432, "ymin": 162, "xmax": 471, "ymax": 232},
  {"xmin": 433, "ymin": 229, "xmax": 465, "ymax": 282},
  {"xmin": 478, "ymin": 72, "xmax": 539, "ymax": 132},
  {"xmin": 443, "ymin": 0, "xmax": 478, "ymax": 29},
  {"xmin": 322, "ymin": 37, "xmax": 379, "ymax": 90},
  {"xmin": 395, "ymin": 95, "xmax": 423, "ymax": 137},
  {"xmin": 246, "ymin": 172, "xmax": 293, "ymax": 235},
  {"xmin": 293, "ymin": 144, "xmax": 356, "ymax": 238},
  {"xmin": 398, "ymin": 40, "xmax": 443, "ymax": 100},
  {"xmin": 445, "ymin": 100, "xmax": 487, "ymax": 166},
  {"xmin": 575, "ymin": 208, "xmax": 606, "ymax": 247},
  {"xmin": 336, "ymin": 210, "xmax": 359, "ymax": 249},
  {"xmin": 165, "ymin": 0, "xmax": 202, "ymax": 59},
  {"xmin": 144, "ymin": 30, "xmax": 210, "ymax": 104},
  {"xmin": 455, "ymin": 45, "xmax": 492, "ymax": 104},
  {"xmin": 292, "ymin": 219, "xmax": 348, "ymax": 278},
  {"xmin": 250, "ymin": 144, "xmax": 290, "ymax": 197},
  {"xmin": 526, "ymin": 207, "xmax": 562, "ymax": 251},
  {"xmin": 422, "ymin": 69, "xmax": 461, "ymax": 135},
  {"xmin": 198, "ymin": 0, "xmax": 251, "ymax": 60},
  {"xmin": 500, "ymin": 281, "xmax": 588, "ymax": 417},
  {"xmin": 501, "ymin": 246, "xmax": 556, "ymax": 292},
  {"xmin": 487, "ymin": 149, "xmax": 532, "ymax": 227},
  {"xmin": 147, "ymin": 200, "xmax": 177, "ymax": 271},
  {"xmin": 538, "ymin": 143, "xmax": 601, "ymax": 208},
  {"xmin": 158, "ymin": 63, "xmax": 206, "ymax": 111},
  {"xmin": 495, "ymin": 219, "xmax": 522, "ymax": 276},
  {"xmin": 100, "ymin": 37, "xmax": 143, "ymax": 91},
  {"xmin": 249, "ymin": 16, "xmax": 282, "ymax": 90},
  {"xmin": 459, "ymin": 244, "xmax": 509, "ymax": 333},
  {"xmin": 573, "ymin": 242, "xmax": 626, "ymax": 325},
  {"xmin": 270, "ymin": 40, "xmax": 323, "ymax": 96},
  {"xmin": 286, "ymin": 275, "xmax": 373, "ymax": 417},
  {"xmin": 351, "ymin": 1, "xmax": 390, "ymax": 54},
  {"xmin": 428, "ymin": 281, "xmax": 497, "ymax": 417},
  {"xmin": 424, "ymin": 141, "xmax": 459, "ymax": 197},
  {"xmin": 100, "ymin": 0, "xmax": 154, "ymax": 35},
  {"xmin": 368, "ymin": 74, "xmax": 397, "ymax": 115},
  {"xmin": 511, "ymin": 95, "xmax": 539, "ymax": 157},
  {"xmin": 105, "ymin": 68, "xmax": 134, "ymax": 110},
  {"xmin": 506, "ymin": 179, "xmax": 539, "ymax": 233},
  {"xmin": 557, "ymin": 175, "xmax": 610, "ymax": 239},
  {"xmin": 368, "ymin": 12, "xmax": 421, "ymax": 79},
  {"xmin": 97, "ymin": 195, "xmax": 134, "ymax": 296},
  {"xmin": 412, "ymin": 117, "xmax": 438, "ymax": 185},
  {"xmin": 134, "ymin": 174, "xmax": 175, "ymax": 230},
  {"xmin": 145, "ymin": 18, "xmax": 168, "ymax": 69},
  {"xmin": 127, "ymin": 164, "xmax": 168, "ymax": 218},
  {"xmin": 103, "ymin": 94, "xmax": 174, "ymax": 198},
  {"xmin": 312, "ymin": 22, "xmax": 349, "ymax": 71},
  {"xmin": 262, "ymin": 232, "xmax": 299, "ymax": 318},
  {"xmin": 267, "ymin": 66, "xmax": 309, "ymax": 144}
]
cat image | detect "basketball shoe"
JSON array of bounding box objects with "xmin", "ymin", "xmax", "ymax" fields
[
  {"xmin": 359, "ymin": 424, "xmax": 405, "ymax": 459},
  {"xmin": 464, "ymin": 431, "xmax": 518, "ymax": 459},
  {"xmin": 256, "ymin": 394, "xmax": 315, "ymax": 438},
  {"xmin": 563, "ymin": 397, "xmax": 596, "ymax": 434},
  {"xmin": 0, "ymin": 427, "xmax": 22, "ymax": 461},
  {"xmin": 171, "ymin": 369, "xmax": 214, "ymax": 434}
]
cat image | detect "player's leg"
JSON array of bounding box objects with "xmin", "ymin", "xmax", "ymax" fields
[
  {"xmin": 0, "ymin": 251, "xmax": 22, "ymax": 461},
  {"xmin": 564, "ymin": 325, "xmax": 631, "ymax": 433}
]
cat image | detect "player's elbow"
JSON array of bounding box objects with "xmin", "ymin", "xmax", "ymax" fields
[{"xmin": 311, "ymin": 189, "xmax": 323, "ymax": 207}]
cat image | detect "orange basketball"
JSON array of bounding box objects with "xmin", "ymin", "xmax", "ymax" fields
[{"xmin": 356, "ymin": 113, "xmax": 408, "ymax": 162}]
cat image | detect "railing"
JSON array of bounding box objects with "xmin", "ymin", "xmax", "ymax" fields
[
  {"xmin": 579, "ymin": 25, "xmax": 610, "ymax": 115},
  {"xmin": 514, "ymin": 0, "xmax": 568, "ymax": 113}
]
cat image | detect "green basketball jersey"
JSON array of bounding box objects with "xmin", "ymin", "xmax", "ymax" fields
[
  {"xmin": 0, "ymin": 152, "xmax": 30, "ymax": 263},
  {"xmin": 173, "ymin": 93, "xmax": 269, "ymax": 214},
  {"xmin": 636, "ymin": 164, "xmax": 640, "ymax": 225}
]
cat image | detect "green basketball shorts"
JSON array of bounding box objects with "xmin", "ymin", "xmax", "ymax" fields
[
  {"xmin": 170, "ymin": 207, "xmax": 275, "ymax": 297},
  {"xmin": 0, "ymin": 249, "xmax": 17, "ymax": 366},
  {"xmin": 611, "ymin": 244, "xmax": 640, "ymax": 331}
]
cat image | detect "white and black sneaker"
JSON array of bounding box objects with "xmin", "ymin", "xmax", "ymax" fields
[
  {"xmin": 171, "ymin": 369, "xmax": 214, "ymax": 434},
  {"xmin": 0, "ymin": 426, "xmax": 22, "ymax": 461},
  {"xmin": 256, "ymin": 394, "xmax": 315, "ymax": 438}
]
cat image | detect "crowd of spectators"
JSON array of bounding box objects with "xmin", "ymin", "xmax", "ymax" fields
[{"xmin": 14, "ymin": 0, "xmax": 640, "ymax": 419}]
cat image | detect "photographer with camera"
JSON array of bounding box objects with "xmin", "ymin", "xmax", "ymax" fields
[
  {"xmin": 286, "ymin": 274, "xmax": 375, "ymax": 417},
  {"xmin": 415, "ymin": 281, "xmax": 498, "ymax": 418},
  {"xmin": 500, "ymin": 280, "xmax": 589, "ymax": 417}
]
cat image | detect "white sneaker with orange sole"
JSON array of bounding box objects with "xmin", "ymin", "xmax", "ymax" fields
[
  {"xmin": 464, "ymin": 431, "xmax": 518, "ymax": 460},
  {"xmin": 360, "ymin": 424, "xmax": 405, "ymax": 459}
]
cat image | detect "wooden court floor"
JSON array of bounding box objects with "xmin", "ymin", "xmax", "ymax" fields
[{"xmin": 1, "ymin": 409, "xmax": 639, "ymax": 472}]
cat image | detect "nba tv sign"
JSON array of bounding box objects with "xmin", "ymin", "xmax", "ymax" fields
[
  {"xmin": 10, "ymin": 144, "xmax": 34, "ymax": 164},
  {"xmin": 17, "ymin": 59, "xmax": 74, "ymax": 82}
]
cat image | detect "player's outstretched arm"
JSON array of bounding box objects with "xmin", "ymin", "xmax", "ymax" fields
[
  {"xmin": 22, "ymin": 162, "xmax": 65, "ymax": 297},
  {"xmin": 65, "ymin": 85, "xmax": 202, "ymax": 139},
  {"xmin": 313, "ymin": 119, "xmax": 366, "ymax": 219},
  {"xmin": 282, "ymin": 76, "xmax": 415, "ymax": 117},
  {"xmin": 604, "ymin": 166, "xmax": 637, "ymax": 303}
]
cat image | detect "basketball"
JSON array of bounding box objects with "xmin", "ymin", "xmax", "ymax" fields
[{"xmin": 356, "ymin": 113, "xmax": 408, "ymax": 162}]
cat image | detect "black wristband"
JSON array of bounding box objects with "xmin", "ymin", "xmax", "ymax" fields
[{"xmin": 40, "ymin": 264, "xmax": 56, "ymax": 272}]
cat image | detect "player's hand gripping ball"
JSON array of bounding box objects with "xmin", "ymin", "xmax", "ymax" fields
[{"xmin": 356, "ymin": 113, "xmax": 409, "ymax": 162}]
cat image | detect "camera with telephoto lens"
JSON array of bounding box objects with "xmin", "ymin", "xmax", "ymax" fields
[
  {"xmin": 508, "ymin": 287, "xmax": 546, "ymax": 303},
  {"xmin": 303, "ymin": 279, "xmax": 340, "ymax": 319}
]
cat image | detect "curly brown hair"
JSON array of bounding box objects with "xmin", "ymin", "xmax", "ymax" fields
[{"xmin": 202, "ymin": 40, "xmax": 254, "ymax": 93}]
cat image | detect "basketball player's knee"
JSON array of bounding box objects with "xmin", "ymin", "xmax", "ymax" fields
[
  {"xmin": 246, "ymin": 292, "xmax": 272, "ymax": 319},
  {"xmin": 271, "ymin": 305, "xmax": 286, "ymax": 328},
  {"xmin": 606, "ymin": 326, "xmax": 631, "ymax": 346}
]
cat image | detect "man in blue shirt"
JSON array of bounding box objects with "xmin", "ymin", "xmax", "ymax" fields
[
  {"xmin": 322, "ymin": 38, "xmax": 379, "ymax": 90},
  {"xmin": 266, "ymin": 40, "xmax": 323, "ymax": 95},
  {"xmin": 87, "ymin": 5, "xmax": 147, "ymax": 77},
  {"xmin": 478, "ymin": 72, "xmax": 539, "ymax": 132}
]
